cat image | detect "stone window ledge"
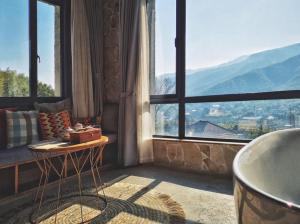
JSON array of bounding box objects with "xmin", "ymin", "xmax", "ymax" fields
[
  {"xmin": 152, "ymin": 137, "xmax": 246, "ymax": 176},
  {"xmin": 153, "ymin": 137, "xmax": 247, "ymax": 147}
]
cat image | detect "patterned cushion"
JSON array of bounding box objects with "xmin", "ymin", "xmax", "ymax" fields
[
  {"xmin": 39, "ymin": 110, "xmax": 71, "ymax": 140},
  {"xmin": 0, "ymin": 108, "xmax": 16, "ymax": 149},
  {"xmin": 6, "ymin": 111, "xmax": 39, "ymax": 149}
]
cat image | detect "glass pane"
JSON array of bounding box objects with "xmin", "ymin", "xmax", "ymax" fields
[
  {"xmin": 151, "ymin": 104, "xmax": 178, "ymax": 136},
  {"xmin": 37, "ymin": 1, "xmax": 61, "ymax": 97},
  {"xmin": 186, "ymin": 100, "xmax": 300, "ymax": 140},
  {"xmin": 186, "ymin": 0, "xmax": 300, "ymax": 96},
  {"xmin": 0, "ymin": 0, "xmax": 29, "ymax": 97},
  {"xmin": 150, "ymin": 0, "xmax": 176, "ymax": 95}
]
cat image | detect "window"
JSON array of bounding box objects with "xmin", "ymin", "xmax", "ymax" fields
[
  {"xmin": 0, "ymin": 0, "xmax": 65, "ymax": 99},
  {"xmin": 149, "ymin": 0, "xmax": 176, "ymax": 95},
  {"xmin": 150, "ymin": 0, "xmax": 300, "ymax": 142},
  {"xmin": 0, "ymin": 0, "xmax": 29, "ymax": 96},
  {"xmin": 37, "ymin": 1, "xmax": 61, "ymax": 97},
  {"xmin": 185, "ymin": 100, "xmax": 300, "ymax": 140},
  {"xmin": 151, "ymin": 104, "xmax": 179, "ymax": 136}
]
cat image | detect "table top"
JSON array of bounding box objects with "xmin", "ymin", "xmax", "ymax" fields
[{"xmin": 29, "ymin": 136, "xmax": 108, "ymax": 153}]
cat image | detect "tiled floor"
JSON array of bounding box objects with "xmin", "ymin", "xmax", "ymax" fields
[{"xmin": 0, "ymin": 165, "xmax": 237, "ymax": 224}]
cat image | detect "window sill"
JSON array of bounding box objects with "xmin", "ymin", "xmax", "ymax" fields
[{"xmin": 152, "ymin": 137, "xmax": 248, "ymax": 146}]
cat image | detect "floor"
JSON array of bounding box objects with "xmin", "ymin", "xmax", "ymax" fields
[{"xmin": 0, "ymin": 165, "xmax": 237, "ymax": 224}]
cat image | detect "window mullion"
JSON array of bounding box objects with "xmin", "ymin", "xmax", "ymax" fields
[
  {"xmin": 29, "ymin": 0, "xmax": 38, "ymax": 98},
  {"xmin": 176, "ymin": 0, "xmax": 186, "ymax": 139}
]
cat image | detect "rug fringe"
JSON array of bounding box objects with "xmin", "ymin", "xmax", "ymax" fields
[{"xmin": 158, "ymin": 194, "xmax": 186, "ymax": 224}]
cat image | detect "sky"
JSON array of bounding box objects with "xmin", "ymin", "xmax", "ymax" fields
[
  {"xmin": 1, "ymin": 0, "xmax": 300, "ymax": 82},
  {"xmin": 0, "ymin": 0, "xmax": 56, "ymax": 87},
  {"xmin": 156, "ymin": 0, "xmax": 300, "ymax": 75}
]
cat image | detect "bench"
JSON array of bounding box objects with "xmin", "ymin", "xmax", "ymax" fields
[{"xmin": 0, "ymin": 103, "xmax": 118, "ymax": 199}]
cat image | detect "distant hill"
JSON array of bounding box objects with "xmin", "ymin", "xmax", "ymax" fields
[
  {"xmin": 155, "ymin": 43, "xmax": 300, "ymax": 96},
  {"xmin": 203, "ymin": 54, "xmax": 300, "ymax": 95},
  {"xmin": 186, "ymin": 42, "xmax": 300, "ymax": 95}
]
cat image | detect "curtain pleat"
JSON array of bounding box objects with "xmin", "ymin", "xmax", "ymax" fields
[
  {"xmin": 84, "ymin": 0, "xmax": 104, "ymax": 117},
  {"xmin": 71, "ymin": 0, "xmax": 95, "ymax": 118},
  {"xmin": 119, "ymin": 0, "xmax": 153, "ymax": 166},
  {"xmin": 137, "ymin": 0, "xmax": 153, "ymax": 163},
  {"xmin": 118, "ymin": 0, "xmax": 141, "ymax": 166}
]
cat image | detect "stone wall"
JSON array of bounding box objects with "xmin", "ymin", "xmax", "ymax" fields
[
  {"xmin": 103, "ymin": 0, "xmax": 121, "ymax": 103},
  {"xmin": 153, "ymin": 139, "xmax": 245, "ymax": 176}
]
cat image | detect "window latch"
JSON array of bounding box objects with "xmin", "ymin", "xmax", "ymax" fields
[{"xmin": 37, "ymin": 55, "xmax": 41, "ymax": 63}]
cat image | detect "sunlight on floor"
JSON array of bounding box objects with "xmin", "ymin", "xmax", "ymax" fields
[
  {"xmin": 109, "ymin": 212, "xmax": 162, "ymax": 224},
  {"xmin": 40, "ymin": 203, "xmax": 101, "ymax": 224}
]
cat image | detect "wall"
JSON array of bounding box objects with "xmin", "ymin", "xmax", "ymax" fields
[
  {"xmin": 153, "ymin": 139, "xmax": 245, "ymax": 176},
  {"xmin": 103, "ymin": 0, "xmax": 121, "ymax": 103}
]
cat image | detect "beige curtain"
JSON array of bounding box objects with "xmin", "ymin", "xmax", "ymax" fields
[
  {"xmin": 137, "ymin": 0, "xmax": 153, "ymax": 163},
  {"xmin": 118, "ymin": 0, "xmax": 153, "ymax": 166},
  {"xmin": 71, "ymin": 0, "xmax": 95, "ymax": 118},
  {"xmin": 118, "ymin": 0, "xmax": 140, "ymax": 166},
  {"xmin": 85, "ymin": 0, "xmax": 104, "ymax": 117}
]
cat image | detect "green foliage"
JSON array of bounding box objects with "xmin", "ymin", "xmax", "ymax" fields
[
  {"xmin": 0, "ymin": 68, "xmax": 55, "ymax": 97},
  {"xmin": 38, "ymin": 82, "xmax": 55, "ymax": 97}
]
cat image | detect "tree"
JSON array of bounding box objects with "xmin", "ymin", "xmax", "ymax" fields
[
  {"xmin": 38, "ymin": 82, "xmax": 55, "ymax": 97},
  {"xmin": 0, "ymin": 68, "xmax": 55, "ymax": 97}
]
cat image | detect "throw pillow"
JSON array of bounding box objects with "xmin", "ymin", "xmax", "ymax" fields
[
  {"xmin": 39, "ymin": 110, "xmax": 71, "ymax": 140},
  {"xmin": 0, "ymin": 108, "xmax": 16, "ymax": 149},
  {"xmin": 34, "ymin": 98, "xmax": 72, "ymax": 113},
  {"xmin": 6, "ymin": 111, "xmax": 39, "ymax": 149}
]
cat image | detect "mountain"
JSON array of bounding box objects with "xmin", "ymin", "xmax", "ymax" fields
[
  {"xmin": 186, "ymin": 43, "xmax": 300, "ymax": 96},
  {"xmin": 155, "ymin": 43, "xmax": 300, "ymax": 95},
  {"xmin": 202, "ymin": 55, "xmax": 300, "ymax": 95}
]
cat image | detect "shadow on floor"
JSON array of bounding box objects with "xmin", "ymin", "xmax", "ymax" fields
[
  {"xmin": 13, "ymin": 178, "xmax": 201, "ymax": 224},
  {"xmin": 101, "ymin": 164, "xmax": 234, "ymax": 196},
  {"xmin": 0, "ymin": 164, "xmax": 235, "ymax": 224}
]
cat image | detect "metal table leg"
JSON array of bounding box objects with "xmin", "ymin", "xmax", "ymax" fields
[{"xmin": 30, "ymin": 146, "xmax": 107, "ymax": 224}]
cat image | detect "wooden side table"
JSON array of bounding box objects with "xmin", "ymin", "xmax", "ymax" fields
[{"xmin": 29, "ymin": 136, "xmax": 109, "ymax": 223}]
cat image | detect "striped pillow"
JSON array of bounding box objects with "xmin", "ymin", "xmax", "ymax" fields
[
  {"xmin": 6, "ymin": 111, "xmax": 39, "ymax": 149},
  {"xmin": 39, "ymin": 110, "xmax": 71, "ymax": 140}
]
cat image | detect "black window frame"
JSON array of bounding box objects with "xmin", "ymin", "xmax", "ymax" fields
[
  {"xmin": 150, "ymin": 0, "xmax": 300, "ymax": 143},
  {"xmin": 0, "ymin": 0, "xmax": 71, "ymax": 108}
]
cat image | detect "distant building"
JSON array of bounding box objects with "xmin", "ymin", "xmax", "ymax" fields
[
  {"xmin": 208, "ymin": 105, "xmax": 226, "ymax": 117},
  {"xmin": 295, "ymin": 115, "xmax": 300, "ymax": 128},
  {"xmin": 263, "ymin": 116, "xmax": 276, "ymax": 130},
  {"xmin": 186, "ymin": 120, "xmax": 242, "ymax": 139},
  {"xmin": 238, "ymin": 116, "xmax": 262, "ymax": 131}
]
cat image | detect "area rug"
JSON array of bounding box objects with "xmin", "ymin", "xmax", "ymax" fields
[{"xmin": 6, "ymin": 182, "xmax": 186, "ymax": 224}]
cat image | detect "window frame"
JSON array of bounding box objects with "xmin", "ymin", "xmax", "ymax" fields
[
  {"xmin": 150, "ymin": 0, "xmax": 300, "ymax": 143},
  {"xmin": 0, "ymin": 0, "xmax": 71, "ymax": 108}
]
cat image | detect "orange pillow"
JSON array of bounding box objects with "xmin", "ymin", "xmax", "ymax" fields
[{"xmin": 39, "ymin": 110, "xmax": 71, "ymax": 140}]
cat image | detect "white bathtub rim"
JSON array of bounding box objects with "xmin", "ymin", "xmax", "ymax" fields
[{"xmin": 233, "ymin": 128, "xmax": 300, "ymax": 210}]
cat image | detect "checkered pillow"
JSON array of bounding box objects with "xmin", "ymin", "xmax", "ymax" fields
[{"xmin": 6, "ymin": 111, "xmax": 39, "ymax": 148}]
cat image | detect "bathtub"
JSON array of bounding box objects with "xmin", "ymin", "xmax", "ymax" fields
[{"xmin": 233, "ymin": 129, "xmax": 300, "ymax": 224}]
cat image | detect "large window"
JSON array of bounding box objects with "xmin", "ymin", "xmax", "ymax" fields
[
  {"xmin": 150, "ymin": 0, "xmax": 300, "ymax": 142},
  {"xmin": 0, "ymin": 0, "xmax": 64, "ymax": 99}
]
